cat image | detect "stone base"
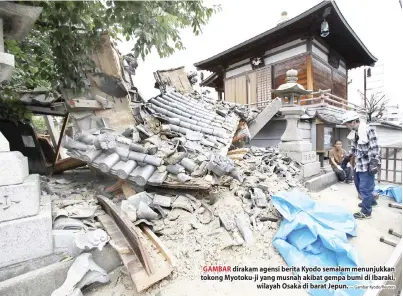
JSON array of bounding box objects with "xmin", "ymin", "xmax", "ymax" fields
[
  {"xmin": 0, "ymin": 174, "xmax": 40, "ymax": 223},
  {"xmin": 0, "ymin": 132, "xmax": 10, "ymax": 152},
  {"xmin": 0, "ymin": 196, "xmax": 53, "ymax": 268},
  {"xmin": 284, "ymin": 151, "xmax": 317, "ymax": 164},
  {"xmin": 301, "ymin": 161, "xmax": 321, "ymax": 179},
  {"xmin": 279, "ymin": 140, "xmax": 312, "ymax": 153},
  {"xmin": 0, "ymin": 151, "xmax": 29, "ymax": 186},
  {"xmin": 0, "ymin": 52, "xmax": 15, "ymax": 83}
]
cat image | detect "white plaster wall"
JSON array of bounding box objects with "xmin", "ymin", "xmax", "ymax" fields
[
  {"xmin": 264, "ymin": 39, "xmax": 304, "ymax": 56},
  {"xmin": 312, "ymin": 44, "xmax": 328, "ymax": 61},
  {"xmin": 264, "ymin": 44, "xmax": 307, "ymax": 65},
  {"xmin": 228, "ymin": 58, "xmax": 250, "ymax": 70},
  {"xmin": 226, "ymin": 64, "xmax": 252, "ymax": 79}
]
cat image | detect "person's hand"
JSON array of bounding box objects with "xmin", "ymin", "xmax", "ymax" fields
[
  {"xmin": 336, "ymin": 165, "xmax": 342, "ymax": 171},
  {"xmin": 342, "ymin": 154, "xmax": 354, "ymax": 167},
  {"xmin": 346, "ymin": 163, "xmax": 351, "ymax": 168},
  {"xmin": 368, "ymin": 159, "xmax": 379, "ymax": 175}
]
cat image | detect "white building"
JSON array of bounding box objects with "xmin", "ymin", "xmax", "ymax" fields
[{"xmin": 382, "ymin": 105, "xmax": 401, "ymax": 125}]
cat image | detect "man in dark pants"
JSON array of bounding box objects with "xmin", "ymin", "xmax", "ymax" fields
[
  {"xmin": 329, "ymin": 140, "xmax": 353, "ymax": 183},
  {"xmin": 342, "ymin": 111, "xmax": 380, "ymax": 220}
]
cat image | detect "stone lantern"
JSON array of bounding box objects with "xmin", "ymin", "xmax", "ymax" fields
[
  {"xmin": 0, "ymin": 2, "xmax": 42, "ymax": 83},
  {"xmin": 272, "ymin": 69, "xmax": 311, "ymax": 106},
  {"xmin": 273, "ymin": 69, "xmax": 320, "ymax": 179}
]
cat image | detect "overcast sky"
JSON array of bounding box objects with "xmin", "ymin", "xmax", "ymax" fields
[{"xmin": 118, "ymin": 0, "xmax": 402, "ymax": 107}]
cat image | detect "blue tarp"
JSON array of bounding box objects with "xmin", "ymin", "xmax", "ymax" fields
[
  {"xmin": 375, "ymin": 185, "xmax": 402, "ymax": 203},
  {"xmin": 272, "ymin": 191, "xmax": 366, "ymax": 296}
]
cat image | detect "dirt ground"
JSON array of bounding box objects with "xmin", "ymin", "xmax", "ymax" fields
[{"xmin": 84, "ymin": 182, "xmax": 402, "ymax": 296}]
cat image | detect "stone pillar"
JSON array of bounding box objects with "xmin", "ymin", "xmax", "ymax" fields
[
  {"xmin": 278, "ymin": 107, "xmax": 320, "ymax": 179},
  {"xmin": 0, "ymin": 132, "xmax": 53, "ymax": 268}
]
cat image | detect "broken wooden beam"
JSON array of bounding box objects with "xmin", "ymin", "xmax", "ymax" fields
[
  {"xmin": 97, "ymin": 195, "xmax": 153, "ymax": 275},
  {"xmin": 98, "ymin": 214, "xmax": 172, "ymax": 292}
]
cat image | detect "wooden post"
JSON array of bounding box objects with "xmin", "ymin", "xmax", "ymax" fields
[
  {"xmin": 51, "ymin": 113, "xmax": 70, "ymax": 174},
  {"xmin": 393, "ymin": 149, "xmax": 397, "ymax": 184},
  {"xmin": 385, "ymin": 148, "xmax": 389, "ymax": 182},
  {"xmin": 306, "ymin": 55, "xmax": 314, "ymax": 105}
]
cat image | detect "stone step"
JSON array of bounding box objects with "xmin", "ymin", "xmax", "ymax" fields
[
  {"xmin": 0, "ymin": 196, "xmax": 53, "ymax": 268},
  {"xmin": 0, "ymin": 151, "xmax": 29, "ymax": 187},
  {"xmin": 304, "ymin": 171, "xmax": 338, "ymax": 192},
  {"xmin": 0, "ymin": 174, "xmax": 40, "ymax": 223}
]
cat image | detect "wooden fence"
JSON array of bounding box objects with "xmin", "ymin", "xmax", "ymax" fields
[{"xmin": 377, "ymin": 146, "xmax": 402, "ymax": 184}]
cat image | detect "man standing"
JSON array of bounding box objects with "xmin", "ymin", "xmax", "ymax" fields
[
  {"xmin": 329, "ymin": 140, "xmax": 353, "ymax": 183},
  {"xmin": 342, "ymin": 111, "xmax": 381, "ymax": 220}
]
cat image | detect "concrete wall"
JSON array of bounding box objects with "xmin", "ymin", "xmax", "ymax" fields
[
  {"xmin": 372, "ymin": 125, "xmax": 402, "ymax": 147},
  {"xmin": 250, "ymin": 119, "xmax": 312, "ymax": 147}
]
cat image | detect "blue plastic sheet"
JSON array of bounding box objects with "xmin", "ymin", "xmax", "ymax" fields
[
  {"xmin": 375, "ymin": 185, "xmax": 402, "ymax": 203},
  {"xmin": 272, "ymin": 191, "xmax": 366, "ymax": 296}
]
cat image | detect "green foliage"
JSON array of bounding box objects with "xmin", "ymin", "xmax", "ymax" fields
[
  {"xmin": 0, "ymin": 98, "xmax": 32, "ymax": 123},
  {"xmin": 31, "ymin": 116, "xmax": 48, "ymax": 134},
  {"xmin": 2, "ymin": 1, "xmax": 220, "ymax": 97}
]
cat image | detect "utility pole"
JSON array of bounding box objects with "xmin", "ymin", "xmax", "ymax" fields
[{"xmin": 364, "ymin": 68, "xmax": 367, "ymax": 108}]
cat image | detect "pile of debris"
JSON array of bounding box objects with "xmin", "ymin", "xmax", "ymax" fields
[
  {"xmin": 55, "ymin": 89, "xmax": 307, "ymax": 293},
  {"xmin": 62, "ymin": 90, "xmax": 244, "ymax": 190}
]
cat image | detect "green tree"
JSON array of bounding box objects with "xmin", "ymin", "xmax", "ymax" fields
[{"xmin": 2, "ymin": 1, "xmax": 220, "ymax": 97}]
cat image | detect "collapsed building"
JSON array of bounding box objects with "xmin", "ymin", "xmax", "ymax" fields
[{"xmin": 0, "ymin": 2, "xmax": 401, "ymax": 296}]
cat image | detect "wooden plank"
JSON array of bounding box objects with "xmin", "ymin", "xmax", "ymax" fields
[
  {"xmin": 51, "ymin": 113, "xmax": 70, "ymax": 174},
  {"xmin": 332, "ymin": 70, "xmax": 347, "ymax": 101},
  {"xmin": 122, "ymin": 182, "xmax": 137, "ymax": 198},
  {"xmin": 140, "ymin": 225, "xmax": 175, "ymax": 266},
  {"xmin": 273, "ymin": 55, "xmax": 307, "ymax": 78},
  {"xmin": 44, "ymin": 116, "xmax": 59, "ymax": 149},
  {"xmin": 98, "ymin": 214, "xmax": 172, "ymax": 292},
  {"xmin": 53, "ymin": 157, "xmax": 86, "ymax": 174},
  {"xmin": 97, "ymin": 195, "xmax": 153, "ymax": 275},
  {"xmin": 66, "ymin": 98, "xmax": 112, "ymax": 111},
  {"xmin": 25, "ymin": 105, "xmax": 67, "ymax": 116}
]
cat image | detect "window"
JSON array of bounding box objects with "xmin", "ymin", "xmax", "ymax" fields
[{"xmin": 324, "ymin": 127, "xmax": 333, "ymax": 150}]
